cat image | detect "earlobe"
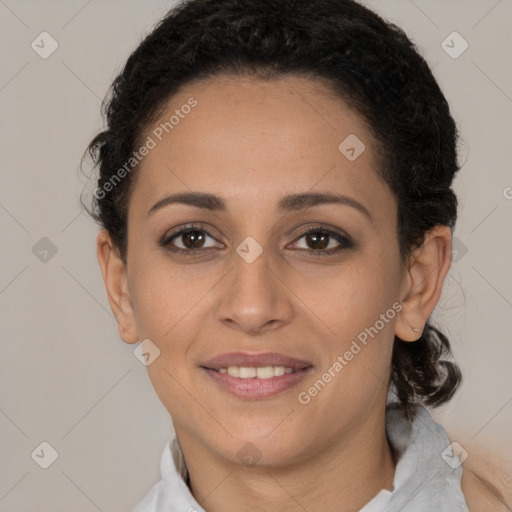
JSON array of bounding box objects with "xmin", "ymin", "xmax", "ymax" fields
[
  {"xmin": 395, "ymin": 225, "xmax": 452, "ymax": 342},
  {"xmin": 96, "ymin": 229, "xmax": 140, "ymax": 344}
]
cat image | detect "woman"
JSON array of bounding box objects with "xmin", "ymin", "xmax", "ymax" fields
[{"xmin": 83, "ymin": 0, "xmax": 506, "ymax": 510}]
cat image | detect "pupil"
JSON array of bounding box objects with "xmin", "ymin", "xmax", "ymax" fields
[
  {"xmin": 179, "ymin": 230, "xmax": 331, "ymax": 250},
  {"xmin": 307, "ymin": 232, "xmax": 328, "ymax": 250},
  {"xmin": 183, "ymin": 230, "xmax": 205, "ymax": 249}
]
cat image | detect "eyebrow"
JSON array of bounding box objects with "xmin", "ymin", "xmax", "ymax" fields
[{"xmin": 147, "ymin": 191, "xmax": 372, "ymax": 221}]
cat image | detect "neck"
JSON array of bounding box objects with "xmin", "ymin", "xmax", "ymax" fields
[{"xmin": 175, "ymin": 404, "xmax": 396, "ymax": 512}]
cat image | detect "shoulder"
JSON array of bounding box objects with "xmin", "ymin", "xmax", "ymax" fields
[
  {"xmin": 440, "ymin": 422, "xmax": 512, "ymax": 512},
  {"xmin": 461, "ymin": 458, "xmax": 512, "ymax": 512}
]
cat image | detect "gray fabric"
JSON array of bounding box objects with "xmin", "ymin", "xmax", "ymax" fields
[{"xmin": 359, "ymin": 403, "xmax": 469, "ymax": 511}]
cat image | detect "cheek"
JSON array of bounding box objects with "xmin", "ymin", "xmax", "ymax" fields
[
  {"xmin": 129, "ymin": 254, "xmax": 214, "ymax": 340},
  {"xmin": 293, "ymin": 253, "xmax": 399, "ymax": 337},
  {"xmin": 296, "ymin": 249, "xmax": 400, "ymax": 384},
  {"xmin": 128, "ymin": 256, "xmax": 220, "ymax": 393},
  {"xmin": 129, "ymin": 263, "xmax": 209, "ymax": 415}
]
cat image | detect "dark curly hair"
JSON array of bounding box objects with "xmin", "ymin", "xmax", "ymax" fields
[{"xmin": 82, "ymin": 0, "xmax": 462, "ymax": 421}]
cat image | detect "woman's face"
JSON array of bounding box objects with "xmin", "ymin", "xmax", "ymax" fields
[{"xmin": 119, "ymin": 75, "xmax": 408, "ymax": 465}]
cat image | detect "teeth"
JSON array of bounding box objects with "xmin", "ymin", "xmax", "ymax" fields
[
  {"xmin": 227, "ymin": 366, "xmax": 239, "ymax": 377},
  {"xmin": 240, "ymin": 367, "xmax": 257, "ymax": 378},
  {"xmin": 219, "ymin": 366, "xmax": 295, "ymax": 379},
  {"xmin": 273, "ymin": 366, "xmax": 285, "ymax": 377}
]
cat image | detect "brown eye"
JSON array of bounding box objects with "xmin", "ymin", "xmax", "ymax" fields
[
  {"xmin": 290, "ymin": 227, "xmax": 354, "ymax": 255},
  {"xmin": 304, "ymin": 231, "xmax": 330, "ymax": 250},
  {"xmin": 175, "ymin": 229, "xmax": 207, "ymax": 249},
  {"xmin": 160, "ymin": 224, "xmax": 353, "ymax": 257},
  {"xmin": 160, "ymin": 224, "xmax": 222, "ymax": 254}
]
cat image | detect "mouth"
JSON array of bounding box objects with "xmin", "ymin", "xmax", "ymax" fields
[
  {"xmin": 200, "ymin": 352, "xmax": 313, "ymax": 398},
  {"xmin": 211, "ymin": 365, "xmax": 298, "ymax": 378}
]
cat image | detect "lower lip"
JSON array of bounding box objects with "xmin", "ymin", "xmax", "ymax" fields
[{"xmin": 202, "ymin": 367, "xmax": 313, "ymax": 398}]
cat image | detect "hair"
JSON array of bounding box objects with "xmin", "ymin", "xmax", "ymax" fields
[{"xmin": 81, "ymin": 0, "xmax": 462, "ymax": 421}]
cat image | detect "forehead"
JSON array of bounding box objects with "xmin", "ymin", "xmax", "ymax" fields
[{"xmin": 131, "ymin": 74, "xmax": 392, "ymax": 218}]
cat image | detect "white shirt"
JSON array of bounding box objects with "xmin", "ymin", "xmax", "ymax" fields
[{"xmin": 132, "ymin": 401, "xmax": 470, "ymax": 511}]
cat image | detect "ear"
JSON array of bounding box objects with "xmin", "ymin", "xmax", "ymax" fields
[
  {"xmin": 96, "ymin": 229, "xmax": 139, "ymax": 344},
  {"xmin": 395, "ymin": 225, "xmax": 452, "ymax": 342}
]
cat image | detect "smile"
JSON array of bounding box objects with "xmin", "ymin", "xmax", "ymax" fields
[
  {"xmin": 219, "ymin": 365, "xmax": 295, "ymax": 378},
  {"xmin": 201, "ymin": 365, "xmax": 313, "ymax": 398}
]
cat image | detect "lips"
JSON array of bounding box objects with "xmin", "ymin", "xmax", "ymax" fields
[
  {"xmin": 200, "ymin": 351, "xmax": 314, "ymax": 398},
  {"xmin": 201, "ymin": 351, "xmax": 313, "ymax": 371}
]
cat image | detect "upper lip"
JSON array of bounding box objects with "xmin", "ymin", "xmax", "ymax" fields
[{"xmin": 201, "ymin": 352, "xmax": 313, "ymax": 370}]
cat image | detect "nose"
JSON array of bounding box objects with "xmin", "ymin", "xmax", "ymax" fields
[{"xmin": 216, "ymin": 247, "xmax": 294, "ymax": 336}]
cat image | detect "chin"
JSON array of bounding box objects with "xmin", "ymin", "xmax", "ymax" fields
[{"xmin": 221, "ymin": 432, "xmax": 308, "ymax": 469}]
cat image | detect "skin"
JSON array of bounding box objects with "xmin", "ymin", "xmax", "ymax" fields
[
  {"xmin": 97, "ymin": 75, "xmax": 453, "ymax": 511},
  {"xmin": 460, "ymin": 444, "xmax": 512, "ymax": 511}
]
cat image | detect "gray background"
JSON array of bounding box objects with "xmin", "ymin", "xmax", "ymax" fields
[{"xmin": 0, "ymin": 0, "xmax": 511, "ymax": 510}]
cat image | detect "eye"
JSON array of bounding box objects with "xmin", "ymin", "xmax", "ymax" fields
[
  {"xmin": 159, "ymin": 224, "xmax": 354, "ymax": 257},
  {"xmin": 289, "ymin": 226, "xmax": 354, "ymax": 255},
  {"xmin": 160, "ymin": 223, "xmax": 222, "ymax": 255}
]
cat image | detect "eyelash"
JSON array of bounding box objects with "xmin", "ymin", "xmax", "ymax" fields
[{"xmin": 159, "ymin": 223, "xmax": 354, "ymax": 257}]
